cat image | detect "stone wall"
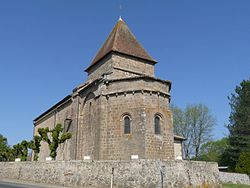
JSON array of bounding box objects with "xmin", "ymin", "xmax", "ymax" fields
[
  {"xmin": 34, "ymin": 43, "xmax": 173, "ymax": 161},
  {"xmin": 219, "ymin": 172, "xmax": 250, "ymax": 185},
  {"xmin": 86, "ymin": 53, "xmax": 155, "ymax": 82},
  {"xmin": 34, "ymin": 75, "xmax": 174, "ymax": 161},
  {"xmin": 104, "ymin": 78, "xmax": 170, "ymax": 97},
  {"xmin": 174, "ymin": 141, "xmax": 183, "ymax": 160},
  {"xmin": 112, "ymin": 53, "xmax": 155, "ymax": 78},
  {"xmin": 34, "ymin": 99, "xmax": 76, "ymax": 161},
  {"xmin": 87, "ymin": 54, "xmax": 113, "ymax": 82},
  {"xmin": 95, "ymin": 77, "xmax": 173, "ymax": 160},
  {"xmin": 0, "ymin": 160, "xmax": 221, "ymax": 188}
]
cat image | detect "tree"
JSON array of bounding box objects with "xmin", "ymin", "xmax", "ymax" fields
[
  {"xmin": 28, "ymin": 136, "xmax": 42, "ymax": 161},
  {"xmin": 198, "ymin": 137, "xmax": 229, "ymax": 165},
  {"xmin": 20, "ymin": 140, "xmax": 29, "ymax": 161},
  {"xmin": 0, "ymin": 134, "xmax": 10, "ymax": 161},
  {"xmin": 171, "ymin": 106, "xmax": 193, "ymax": 159},
  {"xmin": 4, "ymin": 148, "xmax": 15, "ymax": 161},
  {"xmin": 12, "ymin": 140, "xmax": 29, "ymax": 161},
  {"xmin": 38, "ymin": 124, "xmax": 71, "ymax": 160},
  {"xmin": 227, "ymin": 78, "xmax": 250, "ymax": 170},
  {"xmin": 171, "ymin": 104, "xmax": 216, "ymax": 159},
  {"xmin": 0, "ymin": 135, "xmax": 42, "ymax": 161},
  {"xmin": 235, "ymin": 151, "xmax": 250, "ymax": 176},
  {"xmin": 12, "ymin": 143, "xmax": 23, "ymax": 160}
]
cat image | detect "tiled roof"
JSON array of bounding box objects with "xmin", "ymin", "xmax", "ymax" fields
[{"xmin": 85, "ymin": 18, "xmax": 156, "ymax": 71}]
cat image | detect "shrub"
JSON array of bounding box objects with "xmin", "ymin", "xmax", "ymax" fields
[{"xmin": 235, "ymin": 152, "xmax": 250, "ymax": 176}]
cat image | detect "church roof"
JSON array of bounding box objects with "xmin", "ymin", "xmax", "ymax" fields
[
  {"xmin": 174, "ymin": 135, "xmax": 186, "ymax": 141},
  {"xmin": 85, "ymin": 18, "xmax": 157, "ymax": 72}
]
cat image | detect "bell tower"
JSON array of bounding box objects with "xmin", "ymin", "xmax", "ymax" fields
[{"xmin": 85, "ymin": 18, "xmax": 157, "ymax": 81}]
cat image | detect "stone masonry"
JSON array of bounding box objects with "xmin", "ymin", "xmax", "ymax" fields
[
  {"xmin": 0, "ymin": 160, "xmax": 222, "ymax": 188},
  {"xmin": 219, "ymin": 172, "xmax": 250, "ymax": 185},
  {"xmin": 34, "ymin": 19, "xmax": 180, "ymax": 161},
  {"xmin": 33, "ymin": 18, "xmax": 175, "ymax": 161}
]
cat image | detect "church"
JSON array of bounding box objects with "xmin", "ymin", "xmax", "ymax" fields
[{"xmin": 33, "ymin": 18, "xmax": 184, "ymax": 161}]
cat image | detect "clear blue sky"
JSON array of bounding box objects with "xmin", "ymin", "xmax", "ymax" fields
[{"xmin": 0, "ymin": 1, "xmax": 249, "ymax": 146}]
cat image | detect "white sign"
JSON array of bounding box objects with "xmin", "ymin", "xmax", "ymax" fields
[{"xmin": 131, "ymin": 155, "xmax": 139, "ymax": 160}]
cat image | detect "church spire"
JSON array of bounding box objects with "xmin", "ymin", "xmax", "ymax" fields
[{"xmin": 85, "ymin": 18, "xmax": 156, "ymax": 72}]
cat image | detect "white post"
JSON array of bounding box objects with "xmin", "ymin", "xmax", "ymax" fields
[
  {"xmin": 131, "ymin": 155, "xmax": 139, "ymax": 160},
  {"xmin": 15, "ymin": 158, "xmax": 21, "ymax": 162},
  {"xmin": 83, "ymin": 156, "xmax": 91, "ymax": 160},
  {"xmin": 46, "ymin": 157, "xmax": 52, "ymax": 161}
]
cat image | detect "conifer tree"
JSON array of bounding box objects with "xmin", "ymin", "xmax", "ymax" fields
[{"xmin": 227, "ymin": 78, "xmax": 250, "ymax": 170}]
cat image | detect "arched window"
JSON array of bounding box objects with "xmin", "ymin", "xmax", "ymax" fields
[
  {"xmin": 124, "ymin": 116, "xmax": 131, "ymax": 134},
  {"xmin": 154, "ymin": 116, "xmax": 161, "ymax": 135}
]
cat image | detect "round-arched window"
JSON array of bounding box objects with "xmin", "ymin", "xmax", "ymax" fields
[
  {"xmin": 124, "ymin": 116, "xmax": 131, "ymax": 134},
  {"xmin": 154, "ymin": 116, "xmax": 161, "ymax": 135}
]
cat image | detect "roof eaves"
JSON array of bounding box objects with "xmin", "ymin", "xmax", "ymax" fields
[
  {"xmin": 85, "ymin": 50, "xmax": 157, "ymax": 73},
  {"xmin": 174, "ymin": 135, "xmax": 186, "ymax": 141},
  {"xmin": 107, "ymin": 75, "xmax": 171, "ymax": 86},
  {"xmin": 33, "ymin": 95, "xmax": 72, "ymax": 125},
  {"xmin": 84, "ymin": 50, "xmax": 113, "ymax": 73}
]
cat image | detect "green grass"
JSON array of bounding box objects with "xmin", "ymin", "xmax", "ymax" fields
[{"xmin": 223, "ymin": 183, "xmax": 250, "ymax": 188}]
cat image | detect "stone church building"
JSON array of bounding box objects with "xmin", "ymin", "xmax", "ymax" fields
[{"xmin": 33, "ymin": 18, "xmax": 184, "ymax": 161}]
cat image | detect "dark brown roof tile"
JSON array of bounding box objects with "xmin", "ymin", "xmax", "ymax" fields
[{"xmin": 85, "ymin": 18, "xmax": 156, "ymax": 71}]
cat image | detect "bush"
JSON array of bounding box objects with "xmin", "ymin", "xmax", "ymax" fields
[{"xmin": 235, "ymin": 152, "xmax": 250, "ymax": 176}]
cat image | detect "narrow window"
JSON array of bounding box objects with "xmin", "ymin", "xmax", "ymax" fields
[
  {"xmin": 154, "ymin": 116, "xmax": 160, "ymax": 134},
  {"xmin": 124, "ymin": 116, "xmax": 131, "ymax": 134}
]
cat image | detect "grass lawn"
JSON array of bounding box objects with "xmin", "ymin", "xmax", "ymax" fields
[{"xmin": 223, "ymin": 183, "xmax": 250, "ymax": 188}]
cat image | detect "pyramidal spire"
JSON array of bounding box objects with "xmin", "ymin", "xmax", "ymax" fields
[{"xmin": 85, "ymin": 18, "xmax": 156, "ymax": 72}]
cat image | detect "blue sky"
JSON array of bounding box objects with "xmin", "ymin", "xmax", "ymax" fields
[{"xmin": 0, "ymin": 1, "xmax": 249, "ymax": 146}]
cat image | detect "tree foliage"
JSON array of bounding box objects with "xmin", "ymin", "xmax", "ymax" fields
[
  {"xmin": 171, "ymin": 104, "xmax": 216, "ymax": 159},
  {"xmin": 38, "ymin": 124, "xmax": 71, "ymax": 159},
  {"xmin": 1, "ymin": 123, "xmax": 70, "ymax": 161},
  {"xmin": 0, "ymin": 134, "xmax": 10, "ymax": 161},
  {"xmin": 227, "ymin": 78, "xmax": 250, "ymax": 170},
  {"xmin": 235, "ymin": 152, "xmax": 250, "ymax": 176},
  {"xmin": 12, "ymin": 140, "xmax": 29, "ymax": 161},
  {"xmin": 198, "ymin": 137, "xmax": 229, "ymax": 165},
  {"xmin": 0, "ymin": 134, "xmax": 43, "ymax": 161},
  {"xmin": 28, "ymin": 136, "xmax": 42, "ymax": 161}
]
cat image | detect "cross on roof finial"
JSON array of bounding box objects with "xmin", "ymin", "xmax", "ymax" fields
[{"xmin": 119, "ymin": 4, "xmax": 123, "ymax": 21}]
